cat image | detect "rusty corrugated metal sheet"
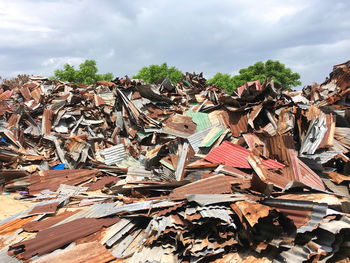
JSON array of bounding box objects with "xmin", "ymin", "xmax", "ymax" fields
[
  {"xmin": 228, "ymin": 111, "xmax": 248, "ymax": 137},
  {"xmin": 318, "ymin": 113, "xmax": 336, "ymax": 149},
  {"xmin": 32, "ymin": 241, "xmax": 115, "ymax": 263},
  {"xmin": 84, "ymin": 176, "xmax": 120, "ymax": 191},
  {"xmin": 205, "ymin": 141, "xmax": 285, "ymax": 169},
  {"xmin": 28, "ymin": 169, "xmax": 100, "ymax": 194},
  {"xmin": 42, "ymin": 108, "xmax": 53, "ymax": 136},
  {"xmin": 28, "ymin": 202, "xmax": 60, "ymax": 216},
  {"xmin": 265, "ymin": 135, "xmax": 295, "ymax": 163},
  {"xmin": 7, "ymin": 113, "xmax": 20, "ymax": 129},
  {"xmin": 169, "ymin": 174, "xmax": 246, "ymax": 200},
  {"xmin": 9, "ymin": 217, "xmax": 119, "ymax": 260},
  {"xmin": 262, "ymin": 198, "xmax": 327, "ymax": 232},
  {"xmin": 23, "ymin": 210, "xmax": 79, "ymax": 232},
  {"xmin": 20, "ymin": 87, "xmax": 32, "ymax": 100},
  {"xmin": 324, "ymin": 170, "xmax": 350, "ymax": 184},
  {"xmin": 298, "ymin": 159, "xmax": 326, "ymax": 190},
  {"xmin": 163, "ymin": 114, "xmax": 197, "ymax": 138},
  {"xmin": 0, "ymin": 90, "xmax": 13, "ymax": 100},
  {"xmin": 0, "ymin": 216, "xmax": 35, "ymax": 235},
  {"xmin": 31, "ymin": 87, "xmax": 42, "ymax": 103},
  {"xmin": 237, "ymin": 80, "xmax": 262, "ymax": 97},
  {"xmin": 231, "ymin": 201, "xmax": 271, "ymax": 227}
]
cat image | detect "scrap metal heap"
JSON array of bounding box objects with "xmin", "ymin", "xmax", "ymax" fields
[{"xmin": 0, "ymin": 61, "xmax": 349, "ymax": 262}]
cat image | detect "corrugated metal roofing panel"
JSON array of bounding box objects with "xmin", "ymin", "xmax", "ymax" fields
[
  {"xmin": 99, "ymin": 144, "xmax": 126, "ymax": 165},
  {"xmin": 111, "ymin": 229, "xmax": 144, "ymax": 258},
  {"xmin": 55, "ymin": 203, "xmax": 117, "ymax": 226},
  {"xmin": 205, "ymin": 141, "xmax": 285, "ymax": 169},
  {"xmin": 105, "ymin": 219, "xmax": 135, "ymax": 247},
  {"xmin": 198, "ymin": 206, "xmax": 233, "ymax": 224},
  {"xmin": 9, "ymin": 218, "xmax": 118, "ymax": 260},
  {"xmin": 27, "ymin": 201, "xmax": 60, "ymax": 216},
  {"xmin": 187, "ymin": 127, "xmax": 212, "ymax": 153},
  {"xmin": 185, "ymin": 110, "xmax": 212, "ymax": 131},
  {"xmin": 199, "ymin": 126, "xmax": 225, "ymax": 147},
  {"xmin": 262, "ymin": 198, "xmax": 327, "ymax": 232},
  {"xmin": 228, "ymin": 111, "xmax": 248, "ymax": 137},
  {"xmin": 23, "ymin": 210, "xmax": 79, "ymax": 232},
  {"xmin": 169, "ymin": 175, "xmax": 238, "ymax": 200},
  {"xmin": 300, "ymin": 113, "xmax": 328, "ymax": 154},
  {"xmin": 186, "ymin": 193, "xmax": 247, "ymax": 206},
  {"xmin": 32, "ymin": 241, "xmax": 115, "ymax": 263},
  {"xmin": 127, "ymin": 167, "xmax": 153, "ymax": 178},
  {"xmin": 28, "ymin": 169, "xmax": 99, "ymax": 194},
  {"xmin": 129, "ymin": 245, "xmax": 178, "ymax": 263},
  {"xmin": 298, "ymin": 159, "xmax": 326, "ymax": 190}
]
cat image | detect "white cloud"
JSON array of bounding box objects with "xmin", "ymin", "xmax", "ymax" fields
[{"xmin": 0, "ymin": 0, "xmax": 349, "ymax": 88}]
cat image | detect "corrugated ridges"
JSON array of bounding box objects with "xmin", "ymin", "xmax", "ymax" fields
[
  {"xmin": 99, "ymin": 144, "xmax": 126, "ymax": 165},
  {"xmin": 205, "ymin": 141, "xmax": 284, "ymax": 169},
  {"xmin": 185, "ymin": 110, "xmax": 212, "ymax": 132}
]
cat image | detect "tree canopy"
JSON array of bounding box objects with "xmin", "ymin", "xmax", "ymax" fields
[
  {"xmin": 52, "ymin": 60, "xmax": 114, "ymax": 84},
  {"xmin": 208, "ymin": 60, "xmax": 301, "ymax": 92},
  {"xmin": 133, "ymin": 63, "xmax": 183, "ymax": 84}
]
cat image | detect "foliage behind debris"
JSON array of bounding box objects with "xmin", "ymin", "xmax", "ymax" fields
[
  {"xmin": 133, "ymin": 62, "xmax": 183, "ymax": 84},
  {"xmin": 208, "ymin": 60, "xmax": 301, "ymax": 92},
  {"xmin": 52, "ymin": 60, "xmax": 114, "ymax": 84}
]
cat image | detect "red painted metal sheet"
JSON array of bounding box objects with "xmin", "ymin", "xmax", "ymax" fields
[{"xmin": 205, "ymin": 141, "xmax": 284, "ymax": 169}]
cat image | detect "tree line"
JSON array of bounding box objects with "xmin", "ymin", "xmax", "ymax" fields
[{"xmin": 2, "ymin": 59, "xmax": 301, "ymax": 91}]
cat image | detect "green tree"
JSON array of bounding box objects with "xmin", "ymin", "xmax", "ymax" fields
[
  {"xmin": 207, "ymin": 73, "xmax": 236, "ymax": 92},
  {"xmin": 133, "ymin": 63, "xmax": 183, "ymax": 84},
  {"xmin": 52, "ymin": 60, "xmax": 114, "ymax": 84},
  {"xmin": 208, "ymin": 60, "xmax": 301, "ymax": 92}
]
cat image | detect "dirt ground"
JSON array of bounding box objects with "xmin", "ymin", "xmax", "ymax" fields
[{"xmin": 0, "ymin": 195, "xmax": 33, "ymax": 220}]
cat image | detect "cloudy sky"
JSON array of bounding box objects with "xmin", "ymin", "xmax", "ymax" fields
[{"xmin": 0, "ymin": 0, "xmax": 349, "ymax": 87}]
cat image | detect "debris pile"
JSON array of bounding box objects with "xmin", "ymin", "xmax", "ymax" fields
[{"xmin": 0, "ymin": 61, "xmax": 350, "ymax": 262}]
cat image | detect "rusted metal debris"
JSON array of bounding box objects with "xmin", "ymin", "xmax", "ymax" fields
[{"xmin": 0, "ymin": 61, "xmax": 350, "ymax": 262}]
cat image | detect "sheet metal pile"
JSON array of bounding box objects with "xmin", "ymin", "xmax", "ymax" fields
[{"xmin": 0, "ymin": 61, "xmax": 350, "ymax": 262}]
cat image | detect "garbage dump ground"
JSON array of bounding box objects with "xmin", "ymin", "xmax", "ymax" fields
[{"xmin": 0, "ymin": 61, "xmax": 350, "ymax": 262}]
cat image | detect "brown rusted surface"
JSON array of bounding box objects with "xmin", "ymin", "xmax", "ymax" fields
[
  {"xmin": 23, "ymin": 210, "xmax": 80, "ymax": 232},
  {"xmin": 231, "ymin": 201, "xmax": 271, "ymax": 227},
  {"xmin": 28, "ymin": 169, "xmax": 100, "ymax": 194},
  {"xmin": 84, "ymin": 176, "xmax": 120, "ymax": 191},
  {"xmin": 28, "ymin": 202, "xmax": 60, "ymax": 216},
  {"xmin": 9, "ymin": 217, "xmax": 119, "ymax": 260},
  {"xmin": 318, "ymin": 113, "xmax": 336, "ymax": 149},
  {"xmin": 1, "ymin": 170, "xmax": 29, "ymax": 183},
  {"xmin": 324, "ymin": 171, "xmax": 350, "ymax": 184},
  {"xmin": 96, "ymin": 80, "xmax": 116, "ymax": 87},
  {"xmin": 169, "ymin": 175, "xmax": 238, "ymax": 200},
  {"xmin": 20, "ymin": 86, "xmax": 32, "ymax": 100},
  {"xmin": 0, "ymin": 61, "xmax": 349, "ymax": 263},
  {"xmin": 42, "ymin": 108, "xmax": 53, "ymax": 136},
  {"xmin": 0, "ymin": 216, "xmax": 35, "ymax": 235},
  {"xmin": 0, "ymin": 90, "xmax": 13, "ymax": 100},
  {"xmin": 32, "ymin": 241, "xmax": 115, "ymax": 263},
  {"xmin": 31, "ymin": 87, "xmax": 42, "ymax": 103},
  {"xmin": 163, "ymin": 114, "xmax": 197, "ymax": 137},
  {"xmin": 228, "ymin": 111, "xmax": 248, "ymax": 137},
  {"xmin": 7, "ymin": 113, "xmax": 20, "ymax": 129}
]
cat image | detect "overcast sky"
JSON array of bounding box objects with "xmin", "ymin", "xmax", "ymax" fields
[{"xmin": 0, "ymin": 0, "xmax": 349, "ymax": 88}]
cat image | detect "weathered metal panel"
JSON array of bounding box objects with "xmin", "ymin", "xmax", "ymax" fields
[
  {"xmin": 99, "ymin": 144, "xmax": 126, "ymax": 165},
  {"xmin": 185, "ymin": 110, "xmax": 212, "ymax": 132},
  {"xmin": 205, "ymin": 141, "xmax": 284, "ymax": 169}
]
